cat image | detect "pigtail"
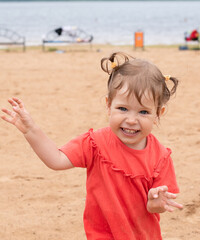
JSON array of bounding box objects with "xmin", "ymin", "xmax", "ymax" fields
[
  {"xmin": 169, "ymin": 76, "xmax": 178, "ymax": 96},
  {"xmin": 101, "ymin": 52, "xmax": 135, "ymax": 88},
  {"xmin": 164, "ymin": 75, "xmax": 179, "ymax": 97},
  {"xmin": 101, "ymin": 52, "xmax": 134, "ymax": 75}
]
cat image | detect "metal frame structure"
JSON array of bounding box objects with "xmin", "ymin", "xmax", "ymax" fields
[
  {"xmin": 42, "ymin": 26, "xmax": 93, "ymax": 51},
  {"xmin": 0, "ymin": 28, "xmax": 26, "ymax": 52}
]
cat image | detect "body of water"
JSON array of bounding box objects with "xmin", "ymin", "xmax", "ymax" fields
[{"xmin": 0, "ymin": 1, "xmax": 200, "ymax": 46}]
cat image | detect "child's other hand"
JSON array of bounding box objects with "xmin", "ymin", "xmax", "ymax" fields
[
  {"xmin": 147, "ymin": 185, "xmax": 183, "ymax": 213},
  {"xmin": 1, "ymin": 97, "xmax": 35, "ymax": 134}
]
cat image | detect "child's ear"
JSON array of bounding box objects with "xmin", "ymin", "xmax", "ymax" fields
[
  {"xmin": 160, "ymin": 106, "xmax": 166, "ymax": 116},
  {"xmin": 154, "ymin": 106, "xmax": 166, "ymax": 125}
]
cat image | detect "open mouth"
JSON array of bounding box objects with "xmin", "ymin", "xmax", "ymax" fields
[{"xmin": 121, "ymin": 128, "xmax": 140, "ymax": 135}]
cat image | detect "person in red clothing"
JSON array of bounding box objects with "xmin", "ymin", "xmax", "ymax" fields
[
  {"xmin": 185, "ymin": 29, "xmax": 199, "ymax": 41},
  {"xmin": 1, "ymin": 52, "xmax": 183, "ymax": 239}
]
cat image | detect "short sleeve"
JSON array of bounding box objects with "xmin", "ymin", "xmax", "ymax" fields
[
  {"xmin": 59, "ymin": 129, "xmax": 95, "ymax": 168},
  {"xmin": 152, "ymin": 149, "xmax": 179, "ymax": 193}
]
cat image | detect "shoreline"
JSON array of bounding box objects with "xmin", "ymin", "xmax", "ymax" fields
[{"xmin": 0, "ymin": 42, "xmax": 200, "ymax": 53}]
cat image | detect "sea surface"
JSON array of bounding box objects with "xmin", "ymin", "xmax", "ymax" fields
[{"xmin": 0, "ymin": 1, "xmax": 200, "ymax": 46}]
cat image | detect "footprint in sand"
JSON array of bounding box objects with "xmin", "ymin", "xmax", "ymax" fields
[{"xmin": 185, "ymin": 199, "xmax": 200, "ymax": 216}]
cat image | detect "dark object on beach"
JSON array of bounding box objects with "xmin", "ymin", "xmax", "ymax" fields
[
  {"xmin": 0, "ymin": 28, "xmax": 25, "ymax": 52},
  {"xmin": 55, "ymin": 28, "xmax": 63, "ymax": 36},
  {"xmin": 179, "ymin": 45, "xmax": 188, "ymax": 50},
  {"xmin": 42, "ymin": 26, "xmax": 93, "ymax": 51}
]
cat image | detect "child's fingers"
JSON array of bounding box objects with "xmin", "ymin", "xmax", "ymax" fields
[
  {"xmin": 164, "ymin": 204, "xmax": 174, "ymax": 212},
  {"xmin": 157, "ymin": 185, "xmax": 168, "ymax": 193},
  {"xmin": 164, "ymin": 202, "xmax": 183, "ymax": 212},
  {"xmin": 1, "ymin": 108, "xmax": 16, "ymax": 117},
  {"xmin": 8, "ymin": 100, "xmax": 26, "ymax": 116},
  {"xmin": 12, "ymin": 105, "xmax": 21, "ymax": 114},
  {"xmin": 164, "ymin": 192, "xmax": 177, "ymax": 199},
  {"xmin": 12, "ymin": 97, "xmax": 24, "ymax": 109},
  {"xmin": 8, "ymin": 97, "xmax": 24, "ymax": 110},
  {"xmin": 1, "ymin": 107, "xmax": 18, "ymax": 124},
  {"xmin": 1, "ymin": 113, "xmax": 14, "ymax": 124},
  {"xmin": 148, "ymin": 188, "xmax": 157, "ymax": 199},
  {"xmin": 8, "ymin": 98, "xmax": 18, "ymax": 107},
  {"xmin": 12, "ymin": 105, "xmax": 29, "ymax": 119},
  {"xmin": 152, "ymin": 186, "xmax": 168, "ymax": 198},
  {"xmin": 167, "ymin": 200, "xmax": 183, "ymax": 210}
]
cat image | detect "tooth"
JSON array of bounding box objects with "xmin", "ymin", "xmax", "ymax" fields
[{"xmin": 124, "ymin": 129, "xmax": 137, "ymax": 134}]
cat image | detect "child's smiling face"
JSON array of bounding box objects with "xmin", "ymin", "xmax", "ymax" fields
[{"xmin": 107, "ymin": 85, "xmax": 159, "ymax": 150}]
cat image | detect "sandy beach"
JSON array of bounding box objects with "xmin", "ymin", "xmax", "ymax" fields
[{"xmin": 0, "ymin": 45, "xmax": 200, "ymax": 240}]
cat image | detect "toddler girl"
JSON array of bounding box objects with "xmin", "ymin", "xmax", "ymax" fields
[{"xmin": 1, "ymin": 52, "xmax": 183, "ymax": 240}]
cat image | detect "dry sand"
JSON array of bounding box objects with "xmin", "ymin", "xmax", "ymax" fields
[{"xmin": 0, "ymin": 45, "xmax": 200, "ymax": 240}]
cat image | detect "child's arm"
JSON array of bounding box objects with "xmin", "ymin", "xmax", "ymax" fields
[
  {"xmin": 147, "ymin": 186, "xmax": 183, "ymax": 213},
  {"xmin": 1, "ymin": 97, "xmax": 73, "ymax": 170}
]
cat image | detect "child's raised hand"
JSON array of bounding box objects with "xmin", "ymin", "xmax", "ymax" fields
[
  {"xmin": 147, "ymin": 186, "xmax": 183, "ymax": 213},
  {"xmin": 1, "ymin": 97, "xmax": 35, "ymax": 134}
]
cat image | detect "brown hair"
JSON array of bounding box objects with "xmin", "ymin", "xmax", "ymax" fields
[{"xmin": 101, "ymin": 52, "xmax": 178, "ymax": 116}]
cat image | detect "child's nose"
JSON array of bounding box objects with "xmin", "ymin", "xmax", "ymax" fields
[{"xmin": 125, "ymin": 113, "xmax": 138, "ymax": 125}]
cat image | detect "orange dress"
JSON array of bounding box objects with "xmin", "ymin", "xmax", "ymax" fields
[{"xmin": 60, "ymin": 127, "xmax": 179, "ymax": 240}]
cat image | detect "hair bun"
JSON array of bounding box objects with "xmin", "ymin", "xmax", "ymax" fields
[{"xmin": 101, "ymin": 52, "xmax": 134, "ymax": 75}]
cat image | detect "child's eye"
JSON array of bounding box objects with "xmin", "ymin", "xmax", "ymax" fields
[
  {"xmin": 140, "ymin": 110, "xmax": 149, "ymax": 115},
  {"xmin": 118, "ymin": 107, "xmax": 127, "ymax": 111}
]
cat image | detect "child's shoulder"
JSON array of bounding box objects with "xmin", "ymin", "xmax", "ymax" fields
[
  {"xmin": 93, "ymin": 127, "xmax": 111, "ymax": 135},
  {"xmin": 148, "ymin": 133, "xmax": 171, "ymax": 157},
  {"xmin": 77, "ymin": 127, "xmax": 110, "ymax": 139},
  {"xmin": 92, "ymin": 127, "xmax": 112, "ymax": 142}
]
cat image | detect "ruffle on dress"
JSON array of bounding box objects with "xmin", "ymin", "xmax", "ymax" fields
[
  {"xmin": 87, "ymin": 128, "xmax": 171, "ymax": 183},
  {"xmin": 152, "ymin": 148, "xmax": 172, "ymax": 178}
]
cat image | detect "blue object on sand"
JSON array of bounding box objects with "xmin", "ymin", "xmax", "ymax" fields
[{"xmin": 179, "ymin": 45, "xmax": 188, "ymax": 50}]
